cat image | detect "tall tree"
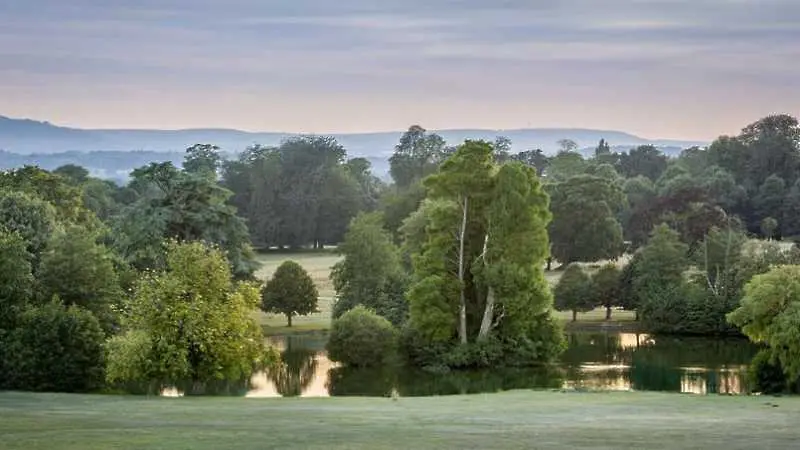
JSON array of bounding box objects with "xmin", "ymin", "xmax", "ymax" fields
[
  {"xmin": 510, "ymin": 149, "xmax": 549, "ymax": 176},
  {"xmin": 183, "ymin": 144, "xmax": 222, "ymax": 178},
  {"xmin": 389, "ymin": 125, "xmax": 448, "ymax": 188},
  {"xmin": 114, "ymin": 161, "xmax": 258, "ymax": 278},
  {"xmin": 332, "ymin": 212, "xmax": 407, "ymax": 325},
  {"xmin": 592, "ymin": 264, "xmax": 622, "ymax": 320},
  {"xmin": 546, "ymin": 151, "xmax": 588, "ymax": 181},
  {"xmin": 548, "ymin": 175, "xmax": 625, "ymax": 264},
  {"xmin": 554, "ymin": 264, "xmax": 594, "ymax": 322},
  {"xmin": 405, "ymin": 140, "xmax": 562, "ymax": 364},
  {"xmin": 619, "ymin": 145, "xmax": 668, "ymax": 181}
]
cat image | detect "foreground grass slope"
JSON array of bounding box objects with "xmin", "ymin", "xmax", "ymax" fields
[{"xmin": 1, "ymin": 391, "xmax": 797, "ymax": 449}]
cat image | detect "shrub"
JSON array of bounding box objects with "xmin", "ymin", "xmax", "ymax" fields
[
  {"xmin": 748, "ymin": 349, "xmax": 800, "ymax": 395},
  {"xmin": 327, "ymin": 306, "xmax": 398, "ymax": 367},
  {"xmin": 1, "ymin": 300, "xmax": 105, "ymax": 392}
]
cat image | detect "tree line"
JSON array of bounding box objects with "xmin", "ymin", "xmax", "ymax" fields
[{"xmin": 2, "ymin": 113, "xmax": 800, "ymax": 394}]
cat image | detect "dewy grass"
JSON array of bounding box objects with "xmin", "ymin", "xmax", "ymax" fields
[{"xmin": 1, "ymin": 390, "xmax": 798, "ymax": 449}]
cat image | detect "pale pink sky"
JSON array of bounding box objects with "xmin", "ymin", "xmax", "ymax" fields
[{"xmin": 2, "ymin": 1, "xmax": 798, "ymax": 141}]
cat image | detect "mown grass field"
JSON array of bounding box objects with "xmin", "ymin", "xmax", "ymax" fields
[
  {"xmin": 253, "ymin": 251, "xmax": 637, "ymax": 335},
  {"xmin": 1, "ymin": 391, "xmax": 797, "ymax": 449}
]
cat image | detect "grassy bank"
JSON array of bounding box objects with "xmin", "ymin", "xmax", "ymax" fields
[{"xmin": 1, "ymin": 391, "xmax": 797, "ymax": 449}]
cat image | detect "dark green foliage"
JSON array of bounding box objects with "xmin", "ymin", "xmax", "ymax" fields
[
  {"xmin": 261, "ymin": 260, "xmax": 319, "ymax": 327},
  {"xmin": 747, "ymin": 349, "xmax": 800, "ymax": 395},
  {"xmin": 592, "ymin": 264, "xmax": 622, "ymax": 320},
  {"xmin": 36, "ymin": 227, "xmax": 123, "ymax": 332},
  {"xmin": 389, "ymin": 125, "xmax": 449, "ymax": 188},
  {"xmin": 1, "ymin": 301, "xmax": 105, "ymax": 393},
  {"xmin": 548, "ymin": 175, "xmax": 625, "ymax": 264},
  {"xmin": 0, "ymin": 230, "xmax": 34, "ymax": 329},
  {"xmin": 618, "ymin": 145, "xmax": 668, "ymax": 181},
  {"xmin": 222, "ymin": 138, "xmax": 367, "ymax": 249},
  {"xmin": 327, "ymin": 306, "xmax": 398, "ymax": 368},
  {"xmin": 554, "ymin": 264, "xmax": 595, "ymax": 321},
  {"xmin": 0, "ymin": 189, "xmax": 58, "ymax": 257},
  {"xmin": 114, "ymin": 159, "xmax": 258, "ymax": 278}
]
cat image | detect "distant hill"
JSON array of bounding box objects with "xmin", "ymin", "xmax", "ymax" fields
[{"xmin": 0, "ymin": 115, "xmax": 706, "ymax": 181}]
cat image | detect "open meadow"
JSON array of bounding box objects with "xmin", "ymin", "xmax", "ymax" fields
[
  {"xmin": 1, "ymin": 390, "xmax": 797, "ymax": 450},
  {"xmin": 253, "ymin": 251, "xmax": 637, "ymax": 335}
]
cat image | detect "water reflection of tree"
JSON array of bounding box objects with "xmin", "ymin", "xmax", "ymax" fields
[
  {"xmin": 325, "ymin": 366, "xmax": 565, "ymax": 397},
  {"xmin": 267, "ymin": 345, "xmax": 318, "ymax": 397},
  {"xmin": 628, "ymin": 337, "xmax": 757, "ymax": 393}
]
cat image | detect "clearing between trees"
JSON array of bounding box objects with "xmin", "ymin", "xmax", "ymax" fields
[
  {"xmin": 254, "ymin": 251, "xmax": 637, "ymax": 335},
  {"xmin": 0, "ymin": 391, "xmax": 797, "ymax": 450}
]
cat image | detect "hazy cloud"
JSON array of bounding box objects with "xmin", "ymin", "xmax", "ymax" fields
[{"xmin": 0, "ymin": 0, "xmax": 798, "ymax": 138}]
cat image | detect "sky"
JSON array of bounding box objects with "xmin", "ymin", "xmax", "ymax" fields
[{"xmin": 1, "ymin": 0, "xmax": 798, "ymax": 140}]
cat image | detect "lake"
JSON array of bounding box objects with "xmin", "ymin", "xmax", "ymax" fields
[{"xmin": 156, "ymin": 331, "xmax": 758, "ymax": 397}]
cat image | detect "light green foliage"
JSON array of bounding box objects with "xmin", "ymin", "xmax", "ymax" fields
[
  {"xmin": 0, "ymin": 190, "xmax": 58, "ymax": 257},
  {"xmin": 106, "ymin": 241, "xmax": 272, "ymax": 385},
  {"xmin": 728, "ymin": 265, "xmax": 800, "ymax": 380},
  {"xmin": 548, "ymin": 175, "xmax": 625, "ymax": 264},
  {"xmin": 36, "ymin": 226, "xmax": 123, "ymax": 332},
  {"xmin": 114, "ymin": 159, "xmax": 258, "ymax": 278},
  {"xmin": 331, "ymin": 212, "xmax": 407, "ymax": 325},
  {"xmin": 592, "ymin": 264, "xmax": 622, "ymax": 320},
  {"xmin": 326, "ymin": 306, "xmax": 398, "ymax": 368},
  {"xmin": 261, "ymin": 260, "xmax": 319, "ymax": 327},
  {"xmin": 0, "ymin": 230, "xmax": 34, "ymax": 329},
  {"xmin": 1, "ymin": 300, "xmax": 105, "ymax": 393},
  {"xmin": 554, "ymin": 264, "xmax": 595, "ymax": 321}
]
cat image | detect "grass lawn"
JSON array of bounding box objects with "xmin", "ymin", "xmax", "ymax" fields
[
  {"xmin": 1, "ymin": 391, "xmax": 798, "ymax": 449},
  {"xmin": 252, "ymin": 252, "xmax": 639, "ymax": 335},
  {"xmin": 254, "ymin": 251, "xmax": 340, "ymax": 334}
]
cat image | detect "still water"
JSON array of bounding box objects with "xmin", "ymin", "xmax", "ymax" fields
[{"xmin": 157, "ymin": 331, "xmax": 758, "ymax": 397}]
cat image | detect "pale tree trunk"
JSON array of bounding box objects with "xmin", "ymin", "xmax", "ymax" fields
[
  {"xmin": 457, "ymin": 196, "xmax": 468, "ymax": 345},
  {"xmin": 478, "ymin": 233, "xmax": 495, "ymax": 341}
]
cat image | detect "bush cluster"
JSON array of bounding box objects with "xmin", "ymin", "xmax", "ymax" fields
[{"xmin": 326, "ymin": 306, "xmax": 398, "ymax": 368}]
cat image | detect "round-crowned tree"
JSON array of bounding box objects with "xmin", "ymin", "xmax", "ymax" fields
[
  {"xmin": 554, "ymin": 263, "xmax": 595, "ymax": 322},
  {"xmin": 327, "ymin": 306, "xmax": 397, "ymax": 367},
  {"xmin": 261, "ymin": 260, "xmax": 319, "ymax": 327}
]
